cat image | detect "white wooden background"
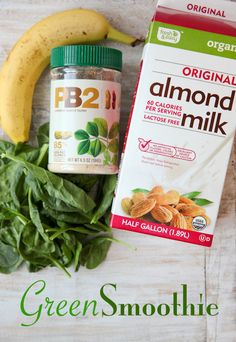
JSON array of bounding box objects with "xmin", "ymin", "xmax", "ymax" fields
[{"xmin": 0, "ymin": 1, "xmax": 235, "ymax": 341}]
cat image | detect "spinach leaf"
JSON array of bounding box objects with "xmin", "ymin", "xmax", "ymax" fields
[
  {"xmin": 14, "ymin": 143, "xmax": 41, "ymax": 163},
  {"xmin": 91, "ymin": 175, "xmax": 116, "ymax": 223},
  {"xmin": 61, "ymin": 174, "xmax": 100, "ymax": 192},
  {"xmin": 48, "ymin": 226, "xmax": 98, "ymax": 240},
  {"xmin": 0, "ymin": 123, "xmax": 117, "ymax": 276},
  {"xmin": 37, "ymin": 122, "xmax": 49, "ymax": 147},
  {"xmin": 3, "ymin": 153, "xmax": 95, "ymax": 213},
  {"xmin": 0, "ymin": 140, "xmax": 15, "ymax": 155},
  {"xmin": 42, "ymin": 204, "xmax": 90, "ymax": 224},
  {"xmin": 0, "ymin": 240, "xmax": 22, "ymax": 274},
  {"xmin": 20, "ymin": 223, "xmax": 55, "ymax": 255},
  {"xmin": 80, "ymin": 238, "xmax": 111, "ymax": 269},
  {"xmin": 28, "ymin": 189, "xmax": 49, "ymax": 241},
  {"xmin": 0, "ymin": 206, "xmax": 29, "ymax": 225},
  {"xmin": 74, "ymin": 241, "xmax": 82, "ymax": 272},
  {"xmin": 10, "ymin": 165, "xmax": 25, "ymax": 207},
  {"xmin": 0, "ymin": 163, "xmax": 21, "ymax": 205},
  {"xmin": 61, "ymin": 242, "xmax": 73, "ymax": 266}
]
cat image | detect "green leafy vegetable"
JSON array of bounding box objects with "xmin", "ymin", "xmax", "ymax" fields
[
  {"xmin": 0, "ymin": 240, "xmax": 22, "ymax": 274},
  {"xmin": 60, "ymin": 174, "xmax": 99, "ymax": 192},
  {"xmin": 3, "ymin": 153, "xmax": 95, "ymax": 214},
  {"xmin": 80, "ymin": 238, "xmax": 111, "ymax": 269},
  {"xmin": 91, "ymin": 175, "xmax": 116, "ymax": 224},
  {"xmin": 28, "ymin": 189, "xmax": 49, "ymax": 241},
  {"xmin": 0, "ymin": 123, "xmax": 116, "ymax": 276},
  {"xmin": 0, "ymin": 140, "xmax": 15, "ymax": 155},
  {"xmin": 37, "ymin": 122, "xmax": 49, "ymax": 147}
]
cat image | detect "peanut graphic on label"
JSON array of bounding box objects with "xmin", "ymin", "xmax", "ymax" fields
[
  {"xmin": 112, "ymin": 90, "xmax": 116, "ymax": 110},
  {"xmin": 105, "ymin": 90, "xmax": 111, "ymax": 109},
  {"xmin": 54, "ymin": 131, "xmax": 72, "ymax": 140},
  {"xmin": 121, "ymin": 186, "xmax": 213, "ymax": 231}
]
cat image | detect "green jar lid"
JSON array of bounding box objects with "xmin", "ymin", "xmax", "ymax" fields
[{"xmin": 51, "ymin": 45, "xmax": 122, "ymax": 71}]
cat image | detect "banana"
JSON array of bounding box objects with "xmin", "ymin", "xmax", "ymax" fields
[{"xmin": 0, "ymin": 9, "xmax": 140, "ymax": 143}]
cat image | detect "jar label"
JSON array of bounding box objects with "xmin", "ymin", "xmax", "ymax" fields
[{"xmin": 49, "ymin": 79, "xmax": 121, "ymax": 172}]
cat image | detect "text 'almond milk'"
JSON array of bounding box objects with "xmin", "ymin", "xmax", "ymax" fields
[{"xmin": 110, "ymin": 0, "xmax": 236, "ymax": 247}]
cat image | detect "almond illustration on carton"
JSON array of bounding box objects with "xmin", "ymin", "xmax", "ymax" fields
[
  {"xmin": 165, "ymin": 190, "xmax": 180, "ymax": 205},
  {"xmin": 171, "ymin": 213, "xmax": 188, "ymax": 230},
  {"xmin": 175, "ymin": 203, "xmax": 187, "ymax": 211},
  {"xmin": 185, "ymin": 217, "xmax": 194, "ymax": 231},
  {"xmin": 162, "ymin": 205, "xmax": 179, "ymax": 216},
  {"xmin": 148, "ymin": 190, "xmax": 179, "ymax": 206},
  {"xmin": 121, "ymin": 185, "xmax": 212, "ymax": 231},
  {"xmin": 147, "ymin": 193, "xmax": 166, "ymax": 203},
  {"xmin": 130, "ymin": 198, "xmax": 156, "ymax": 218},
  {"xmin": 121, "ymin": 198, "xmax": 133, "ymax": 215},
  {"xmin": 179, "ymin": 197, "xmax": 195, "ymax": 205},
  {"xmin": 149, "ymin": 185, "xmax": 164, "ymax": 195},
  {"xmin": 132, "ymin": 192, "xmax": 146, "ymax": 205},
  {"xmin": 179, "ymin": 205, "xmax": 205, "ymax": 217},
  {"xmin": 151, "ymin": 205, "xmax": 173, "ymax": 223}
]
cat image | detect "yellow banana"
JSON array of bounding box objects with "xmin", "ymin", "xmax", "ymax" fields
[{"xmin": 0, "ymin": 9, "xmax": 139, "ymax": 143}]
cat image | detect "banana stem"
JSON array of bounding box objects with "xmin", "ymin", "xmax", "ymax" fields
[{"xmin": 107, "ymin": 26, "xmax": 143, "ymax": 46}]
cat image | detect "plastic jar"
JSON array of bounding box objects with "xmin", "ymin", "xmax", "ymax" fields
[{"xmin": 48, "ymin": 45, "xmax": 122, "ymax": 174}]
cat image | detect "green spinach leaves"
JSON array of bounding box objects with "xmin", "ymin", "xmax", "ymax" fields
[{"xmin": 0, "ymin": 123, "xmax": 116, "ymax": 276}]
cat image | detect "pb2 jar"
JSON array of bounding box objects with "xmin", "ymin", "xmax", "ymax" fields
[{"xmin": 48, "ymin": 45, "xmax": 122, "ymax": 174}]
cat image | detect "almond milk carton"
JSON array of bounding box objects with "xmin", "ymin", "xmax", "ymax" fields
[{"xmin": 110, "ymin": 0, "xmax": 236, "ymax": 247}]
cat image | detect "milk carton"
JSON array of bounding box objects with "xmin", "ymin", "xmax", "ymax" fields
[{"xmin": 110, "ymin": 0, "xmax": 236, "ymax": 246}]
